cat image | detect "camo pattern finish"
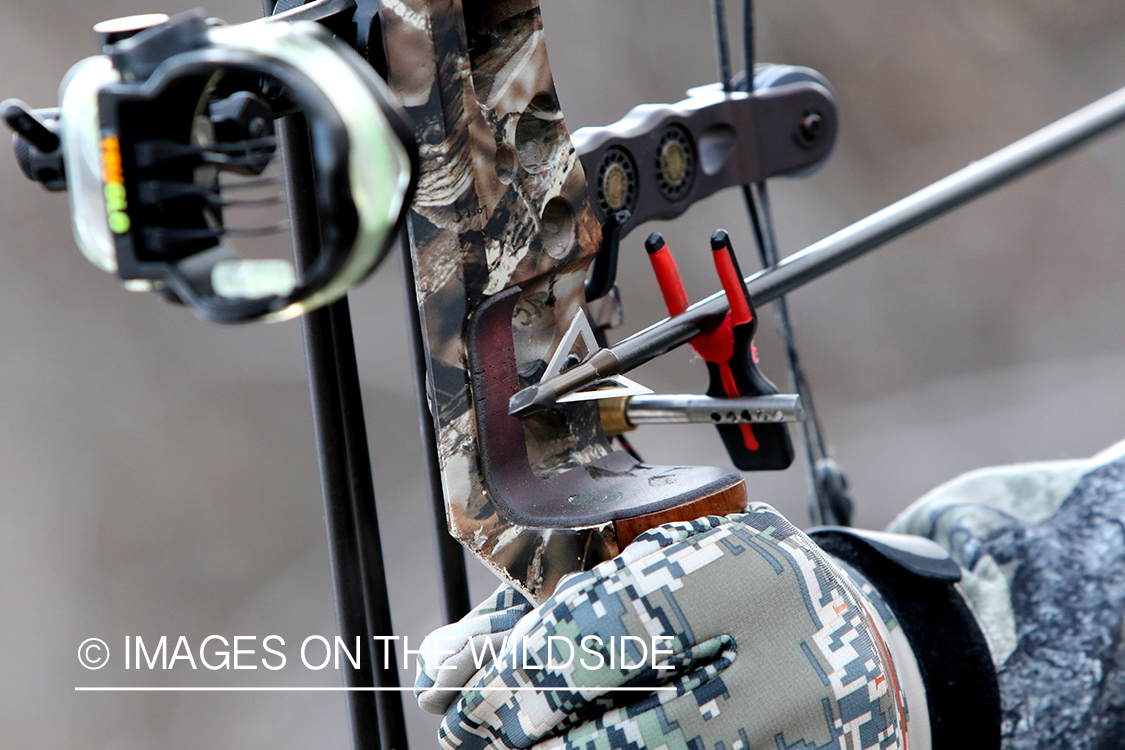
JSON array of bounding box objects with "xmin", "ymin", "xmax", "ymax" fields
[
  {"xmin": 415, "ymin": 583, "xmax": 537, "ymax": 716},
  {"xmin": 416, "ymin": 505, "xmax": 909, "ymax": 750},
  {"xmin": 888, "ymin": 439, "xmax": 1125, "ymax": 749},
  {"xmin": 379, "ymin": 0, "xmax": 742, "ymax": 600},
  {"xmin": 379, "ymin": 0, "xmax": 615, "ymax": 600}
]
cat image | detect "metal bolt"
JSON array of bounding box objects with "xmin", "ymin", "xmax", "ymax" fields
[{"xmin": 800, "ymin": 112, "xmax": 823, "ymax": 141}]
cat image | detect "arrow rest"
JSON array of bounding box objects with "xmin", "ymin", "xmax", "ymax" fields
[
  {"xmin": 371, "ymin": 0, "xmax": 854, "ymax": 599},
  {"xmin": 641, "ymin": 229, "xmax": 796, "ymax": 471}
]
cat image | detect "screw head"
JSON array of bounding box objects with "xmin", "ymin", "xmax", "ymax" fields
[{"xmin": 800, "ymin": 112, "xmax": 823, "ymax": 142}]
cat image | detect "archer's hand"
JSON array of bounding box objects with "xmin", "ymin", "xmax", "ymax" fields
[{"xmin": 415, "ymin": 505, "xmax": 922, "ymax": 750}]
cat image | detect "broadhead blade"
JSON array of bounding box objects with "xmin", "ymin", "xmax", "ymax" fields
[{"xmin": 508, "ymin": 383, "xmax": 556, "ymax": 418}]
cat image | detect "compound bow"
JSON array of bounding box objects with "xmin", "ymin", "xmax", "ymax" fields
[{"xmin": 7, "ymin": 3, "xmax": 1125, "ymax": 750}]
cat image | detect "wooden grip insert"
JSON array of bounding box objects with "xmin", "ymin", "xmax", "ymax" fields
[{"xmin": 613, "ymin": 478, "xmax": 748, "ymax": 548}]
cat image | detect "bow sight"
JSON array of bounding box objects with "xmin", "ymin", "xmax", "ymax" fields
[{"xmin": 5, "ymin": 9, "xmax": 415, "ymax": 322}]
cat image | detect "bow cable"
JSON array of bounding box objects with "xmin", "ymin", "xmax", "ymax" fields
[{"xmin": 711, "ymin": 0, "xmax": 853, "ymax": 526}]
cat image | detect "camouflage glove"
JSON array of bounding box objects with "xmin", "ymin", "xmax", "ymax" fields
[
  {"xmin": 414, "ymin": 584, "xmax": 535, "ymax": 715},
  {"xmin": 415, "ymin": 504, "xmax": 935, "ymax": 750},
  {"xmin": 886, "ymin": 438, "xmax": 1125, "ymax": 749}
]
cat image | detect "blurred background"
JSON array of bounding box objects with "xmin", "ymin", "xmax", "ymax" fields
[{"xmin": 2, "ymin": 0, "xmax": 1125, "ymax": 747}]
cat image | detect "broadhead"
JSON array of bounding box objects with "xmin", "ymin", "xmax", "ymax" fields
[{"xmin": 508, "ymin": 383, "xmax": 557, "ymax": 418}]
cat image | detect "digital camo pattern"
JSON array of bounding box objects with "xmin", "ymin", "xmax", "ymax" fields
[
  {"xmin": 420, "ymin": 505, "xmax": 906, "ymax": 750},
  {"xmin": 825, "ymin": 558, "xmax": 932, "ymax": 750},
  {"xmin": 888, "ymin": 439, "xmax": 1125, "ymax": 749},
  {"xmin": 416, "ymin": 584, "xmax": 536, "ymax": 715},
  {"xmin": 379, "ymin": 0, "xmax": 742, "ymax": 601}
]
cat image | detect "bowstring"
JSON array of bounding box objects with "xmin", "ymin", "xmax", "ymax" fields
[{"xmin": 711, "ymin": 0, "xmax": 852, "ymax": 527}]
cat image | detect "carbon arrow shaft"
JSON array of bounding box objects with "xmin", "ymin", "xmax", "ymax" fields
[{"xmin": 510, "ymin": 83, "xmax": 1125, "ymax": 417}]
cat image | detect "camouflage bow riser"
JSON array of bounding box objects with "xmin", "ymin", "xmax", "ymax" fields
[{"xmin": 380, "ymin": 0, "xmax": 746, "ymax": 601}]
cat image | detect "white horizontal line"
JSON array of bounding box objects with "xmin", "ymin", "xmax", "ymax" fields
[{"xmin": 75, "ymin": 686, "xmax": 675, "ymax": 692}]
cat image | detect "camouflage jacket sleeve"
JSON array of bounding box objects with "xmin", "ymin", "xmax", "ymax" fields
[{"xmin": 887, "ymin": 438, "xmax": 1125, "ymax": 749}]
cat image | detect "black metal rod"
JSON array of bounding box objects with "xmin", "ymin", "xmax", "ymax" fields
[
  {"xmin": 279, "ymin": 116, "xmax": 380, "ymax": 750},
  {"xmin": 328, "ymin": 297, "xmax": 410, "ymax": 750},
  {"xmin": 265, "ymin": 5, "xmax": 410, "ymax": 749},
  {"xmin": 280, "ymin": 114, "xmax": 408, "ymax": 750},
  {"xmin": 399, "ymin": 227, "xmax": 473, "ymax": 623},
  {"xmin": 304, "ymin": 309, "xmax": 387, "ymax": 750}
]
